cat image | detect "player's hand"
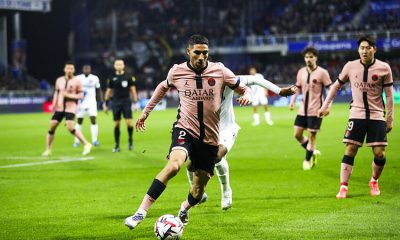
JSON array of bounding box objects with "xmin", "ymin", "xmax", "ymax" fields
[
  {"xmin": 102, "ymin": 102, "xmax": 109, "ymax": 114},
  {"xmin": 236, "ymin": 95, "xmax": 251, "ymax": 106},
  {"xmin": 386, "ymin": 121, "xmax": 393, "ymax": 133},
  {"xmin": 135, "ymin": 112, "xmax": 148, "ymax": 132},
  {"xmin": 289, "ymin": 102, "xmax": 295, "ymax": 111},
  {"xmin": 279, "ymin": 85, "xmax": 297, "ymax": 97},
  {"xmin": 317, "ymin": 108, "xmax": 330, "ymax": 118},
  {"xmin": 132, "ymin": 102, "xmax": 139, "ymax": 112}
]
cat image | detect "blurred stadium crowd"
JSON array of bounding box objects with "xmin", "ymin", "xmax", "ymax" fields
[{"xmin": 1, "ymin": 0, "xmax": 399, "ymax": 91}]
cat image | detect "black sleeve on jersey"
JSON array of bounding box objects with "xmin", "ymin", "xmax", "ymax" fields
[
  {"xmin": 229, "ymin": 78, "xmax": 240, "ymax": 90},
  {"xmin": 129, "ymin": 76, "xmax": 137, "ymax": 87},
  {"xmin": 107, "ymin": 77, "xmax": 113, "ymax": 88}
]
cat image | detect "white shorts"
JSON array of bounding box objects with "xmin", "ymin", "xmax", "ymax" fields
[
  {"xmin": 252, "ymin": 93, "xmax": 268, "ymax": 106},
  {"xmin": 219, "ymin": 127, "xmax": 240, "ymax": 153},
  {"xmin": 76, "ymin": 104, "xmax": 98, "ymax": 118}
]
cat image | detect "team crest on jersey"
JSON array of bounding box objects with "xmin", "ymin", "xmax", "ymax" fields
[
  {"xmin": 372, "ymin": 74, "xmax": 379, "ymax": 81},
  {"xmin": 208, "ymin": 78, "xmax": 215, "ymax": 86},
  {"xmin": 121, "ymin": 81, "xmax": 128, "ymax": 87},
  {"xmin": 313, "ymin": 79, "xmax": 317, "ymax": 84}
]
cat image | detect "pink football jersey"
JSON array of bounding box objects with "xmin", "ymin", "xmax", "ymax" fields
[
  {"xmin": 296, "ymin": 66, "xmax": 332, "ymax": 116},
  {"xmin": 53, "ymin": 76, "xmax": 83, "ymax": 113},
  {"xmin": 338, "ymin": 59, "xmax": 393, "ymax": 120}
]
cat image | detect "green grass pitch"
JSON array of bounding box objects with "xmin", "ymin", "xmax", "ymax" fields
[{"xmin": 0, "ymin": 104, "xmax": 399, "ymax": 239}]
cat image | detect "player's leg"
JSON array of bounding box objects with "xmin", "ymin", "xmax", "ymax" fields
[
  {"xmin": 294, "ymin": 115, "xmax": 308, "ymax": 149},
  {"xmin": 43, "ymin": 113, "xmax": 61, "ymax": 156},
  {"xmin": 122, "ymin": 102, "xmax": 134, "ymax": 150},
  {"xmin": 186, "ymin": 160, "xmax": 208, "ymax": 205},
  {"xmin": 303, "ymin": 117, "xmax": 322, "ymax": 170},
  {"xmin": 367, "ymin": 120, "xmax": 388, "ymax": 196},
  {"xmin": 178, "ymin": 141, "xmax": 217, "ymax": 224},
  {"xmin": 337, "ymin": 119, "xmax": 366, "ymax": 198},
  {"xmin": 113, "ymin": 121, "xmax": 121, "ymax": 152},
  {"xmin": 89, "ymin": 105, "xmax": 99, "ymax": 146},
  {"xmin": 65, "ymin": 113, "xmax": 92, "ymax": 156},
  {"xmin": 303, "ymin": 130, "xmax": 317, "ymax": 170},
  {"xmin": 216, "ymin": 144, "xmax": 232, "ymax": 210},
  {"xmin": 336, "ymin": 143, "xmax": 359, "ymax": 198},
  {"xmin": 125, "ymin": 149, "xmax": 187, "ymax": 230},
  {"xmin": 252, "ymin": 97, "xmax": 260, "ymax": 126},
  {"xmin": 74, "ymin": 117, "xmax": 84, "ymax": 147},
  {"xmin": 89, "ymin": 116, "xmax": 99, "ymax": 146},
  {"xmin": 125, "ymin": 118, "xmax": 134, "ymax": 150},
  {"xmin": 369, "ymin": 146, "xmax": 386, "ymax": 196},
  {"xmin": 262, "ymin": 97, "xmax": 273, "ymax": 125},
  {"xmin": 179, "ymin": 169, "xmax": 211, "ymax": 225},
  {"xmin": 252, "ymin": 106, "xmax": 260, "ymax": 126}
]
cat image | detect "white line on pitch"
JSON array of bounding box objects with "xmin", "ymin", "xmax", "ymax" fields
[
  {"xmin": 0, "ymin": 156, "xmax": 78, "ymax": 160},
  {"xmin": 0, "ymin": 157, "xmax": 95, "ymax": 169}
]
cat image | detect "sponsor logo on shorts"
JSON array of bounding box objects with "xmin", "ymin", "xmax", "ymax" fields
[{"xmin": 345, "ymin": 130, "xmax": 350, "ymax": 138}]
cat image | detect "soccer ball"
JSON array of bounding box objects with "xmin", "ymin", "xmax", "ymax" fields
[{"xmin": 154, "ymin": 214, "xmax": 184, "ymax": 240}]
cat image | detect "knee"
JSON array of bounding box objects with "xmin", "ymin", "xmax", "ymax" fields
[
  {"xmin": 374, "ymin": 151, "xmax": 385, "ymax": 160},
  {"xmin": 166, "ymin": 161, "xmax": 181, "ymax": 177},
  {"xmin": 294, "ymin": 132, "xmax": 302, "ymax": 141}
]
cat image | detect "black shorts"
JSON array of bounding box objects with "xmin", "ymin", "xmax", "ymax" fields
[
  {"xmin": 168, "ymin": 127, "xmax": 218, "ymax": 176},
  {"xmin": 343, "ymin": 119, "xmax": 387, "ymax": 147},
  {"xmin": 51, "ymin": 111, "xmax": 75, "ymax": 122},
  {"xmin": 294, "ymin": 115, "xmax": 322, "ymax": 132},
  {"xmin": 112, "ymin": 101, "xmax": 132, "ymax": 121}
]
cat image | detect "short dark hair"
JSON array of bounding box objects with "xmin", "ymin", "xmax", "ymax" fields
[
  {"xmin": 65, "ymin": 61, "xmax": 75, "ymax": 66},
  {"xmin": 357, "ymin": 35, "xmax": 376, "ymax": 47},
  {"xmin": 188, "ymin": 35, "xmax": 209, "ymax": 47},
  {"xmin": 302, "ymin": 47, "xmax": 318, "ymax": 57}
]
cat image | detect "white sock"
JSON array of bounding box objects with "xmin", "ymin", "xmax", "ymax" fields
[
  {"xmin": 215, "ymin": 157, "xmax": 230, "ymax": 193},
  {"xmin": 186, "ymin": 169, "xmax": 194, "ymax": 187},
  {"xmin": 91, "ymin": 124, "xmax": 98, "ymax": 143},
  {"xmin": 74, "ymin": 124, "xmax": 82, "ymax": 144},
  {"xmin": 253, "ymin": 113, "xmax": 260, "ymax": 124},
  {"xmin": 136, "ymin": 208, "xmax": 147, "ymax": 216},
  {"xmin": 264, "ymin": 112, "xmax": 272, "ymax": 122}
]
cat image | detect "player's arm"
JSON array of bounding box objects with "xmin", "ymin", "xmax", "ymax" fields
[
  {"xmin": 318, "ymin": 63, "xmax": 350, "ymax": 117},
  {"xmin": 51, "ymin": 82, "xmax": 59, "ymax": 112},
  {"xmin": 130, "ymin": 86, "xmax": 139, "ymax": 111},
  {"xmin": 136, "ymin": 80, "xmax": 170, "ymax": 132},
  {"xmin": 289, "ymin": 71, "xmax": 302, "ymax": 110},
  {"xmin": 103, "ymin": 88, "xmax": 112, "ymax": 113},
  {"xmin": 64, "ymin": 83, "xmax": 83, "ymax": 100},
  {"xmin": 317, "ymin": 79, "xmax": 343, "ymax": 117},
  {"xmin": 289, "ymin": 90, "xmax": 300, "ymax": 111},
  {"xmin": 222, "ymin": 67, "xmax": 251, "ymax": 106},
  {"xmin": 384, "ymin": 68, "xmax": 394, "ymax": 133},
  {"xmin": 245, "ymin": 76, "xmax": 297, "ymax": 97},
  {"xmin": 95, "ymin": 78, "xmax": 104, "ymax": 103},
  {"xmin": 96, "ymin": 88, "xmax": 104, "ymax": 103}
]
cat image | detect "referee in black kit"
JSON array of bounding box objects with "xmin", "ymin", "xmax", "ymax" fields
[{"xmin": 103, "ymin": 59, "xmax": 138, "ymax": 152}]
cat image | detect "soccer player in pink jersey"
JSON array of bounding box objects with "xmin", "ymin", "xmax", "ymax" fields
[
  {"xmin": 42, "ymin": 62, "xmax": 92, "ymax": 156},
  {"xmin": 318, "ymin": 35, "xmax": 394, "ymax": 199},
  {"xmin": 124, "ymin": 35, "xmax": 251, "ymax": 230},
  {"xmin": 290, "ymin": 47, "xmax": 332, "ymax": 170}
]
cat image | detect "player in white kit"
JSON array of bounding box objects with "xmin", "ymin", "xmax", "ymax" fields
[
  {"xmin": 187, "ymin": 74, "xmax": 296, "ymax": 209},
  {"xmin": 249, "ymin": 67, "xmax": 274, "ymax": 126},
  {"xmin": 73, "ymin": 64, "xmax": 104, "ymax": 147}
]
